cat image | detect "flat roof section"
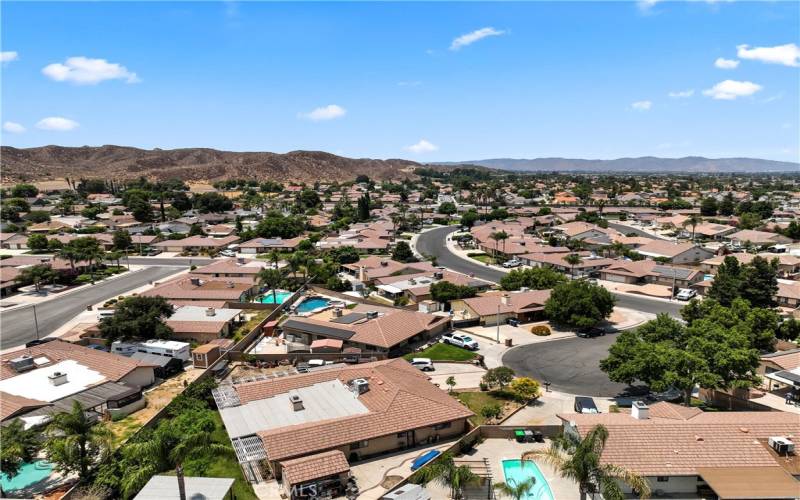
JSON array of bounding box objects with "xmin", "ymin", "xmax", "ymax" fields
[
  {"xmin": 0, "ymin": 359, "xmax": 105, "ymax": 402},
  {"xmin": 219, "ymin": 379, "xmax": 369, "ymax": 438}
]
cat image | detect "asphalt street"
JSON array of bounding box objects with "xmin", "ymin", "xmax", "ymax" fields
[
  {"xmin": 0, "ymin": 266, "xmax": 183, "ymax": 350},
  {"xmin": 124, "ymin": 257, "xmax": 215, "ymax": 267},
  {"xmin": 502, "ymin": 335, "xmax": 648, "ymax": 397},
  {"xmin": 416, "ymin": 226, "xmax": 682, "ymax": 318}
]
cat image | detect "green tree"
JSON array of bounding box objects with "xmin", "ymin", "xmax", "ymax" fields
[
  {"xmin": 129, "ymin": 196, "xmax": 153, "ymax": 223},
  {"xmin": 14, "ymin": 264, "xmax": 57, "ymax": 292},
  {"xmin": 737, "ymin": 212, "xmax": 762, "ymax": 230},
  {"xmin": 391, "ymin": 241, "xmax": 417, "ymax": 263},
  {"xmin": 601, "ymin": 311, "xmax": 763, "ymax": 406},
  {"xmin": 412, "ymin": 452, "xmax": 480, "ymax": 500},
  {"xmin": 545, "ymin": 281, "xmax": 615, "ymax": 329},
  {"xmin": 24, "ymin": 210, "xmax": 51, "ymax": 223},
  {"xmin": 1, "ymin": 419, "xmax": 40, "ymax": 481},
  {"xmin": 70, "ymin": 237, "xmax": 105, "ymax": 284},
  {"xmin": 45, "ymin": 402, "xmax": 113, "ymax": 480},
  {"xmin": 719, "ymin": 193, "xmax": 735, "ymax": 216},
  {"xmin": 11, "ymin": 183, "xmax": 38, "ymax": 198},
  {"xmin": 708, "ymin": 256, "xmax": 742, "ymax": 307},
  {"xmin": 357, "ymin": 192, "xmax": 371, "ymax": 221},
  {"xmin": 429, "ymin": 281, "xmax": 477, "ymax": 303},
  {"xmin": 509, "ymin": 377, "xmax": 541, "ymax": 401},
  {"xmin": 500, "ymin": 267, "xmax": 566, "ymax": 291},
  {"xmin": 460, "ymin": 210, "xmax": 479, "ymax": 228},
  {"xmin": 563, "ymin": 253, "xmax": 583, "ymax": 277},
  {"xmin": 682, "ymin": 214, "xmax": 701, "ymax": 242},
  {"xmin": 700, "ymin": 197, "xmax": 718, "ymax": 216},
  {"xmin": 740, "ymin": 256, "xmax": 778, "ymax": 308},
  {"xmin": 27, "ymin": 233, "xmax": 49, "ymax": 251},
  {"xmin": 446, "ymin": 375, "xmax": 456, "ymax": 393},
  {"xmin": 113, "ymin": 229, "xmax": 133, "ymax": 251},
  {"xmin": 524, "ymin": 425, "xmax": 650, "ymax": 500},
  {"xmin": 480, "ymin": 403, "xmax": 502, "ymax": 421},
  {"xmin": 188, "ymin": 223, "xmax": 205, "ymax": 237},
  {"xmin": 494, "ymin": 477, "xmax": 536, "ymax": 500},
  {"xmin": 482, "ymin": 366, "xmax": 515, "ymax": 389},
  {"xmin": 257, "ymin": 268, "xmax": 284, "ymax": 305},
  {"xmin": 490, "ymin": 231, "xmax": 509, "ymax": 258},
  {"xmin": 99, "ymin": 296, "xmax": 175, "ymax": 343},
  {"xmin": 327, "ymin": 245, "xmax": 360, "ymax": 264},
  {"xmin": 438, "ymin": 201, "xmax": 457, "ymax": 215}
]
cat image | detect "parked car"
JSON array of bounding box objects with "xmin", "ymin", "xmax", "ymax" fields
[
  {"xmin": 220, "ymin": 249, "xmax": 236, "ymax": 257},
  {"xmin": 574, "ymin": 396, "xmax": 600, "ymax": 414},
  {"xmin": 97, "ymin": 309, "xmax": 116, "ymax": 321},
  {"xmin": 576, "ymin": 327, "xmax": 605, "ymax": 338},
  {"xmin": 502, "ymin": 259, "xmax": 522, "ymax": 268},
  {"xmin": 410, "ymin": 358, "xmax": 435, "ymax": 371},
  {"xmin": 675, "ymin": 288, "xmax": 697, "ymax": 301},
  {"xmin": 506, "ymin": 318, "xmax": 520, "ymax": 327},
  {"xmin": 441, "ymin": 332, "xmax": 479, "ymax": 350}
]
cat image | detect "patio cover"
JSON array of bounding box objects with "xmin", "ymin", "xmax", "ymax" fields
[{"xmin": 697, "ymin": 466, "xmax": 800, "ymax": 499}]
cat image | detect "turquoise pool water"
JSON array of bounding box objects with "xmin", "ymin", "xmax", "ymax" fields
[
  {"xmin": 260, "ymin": 291, "xmax": 293, "ymax": 304},
  {"xmin": 296, "ymin": 297, "xmax": 331, "ymax": 313},
  {"xmin": 1, "ymin": 460, "xmax": 54, "ymax": 492},
  {"xmin": 501, "ymin": 459, "xmax": 555, "ymax": 500}
]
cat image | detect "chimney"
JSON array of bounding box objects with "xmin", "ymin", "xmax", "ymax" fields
[
  {"xmin": 501, "ymin": 294, "xmax": 511, "ymax": 306},
  {"xmin": 206, "ymin": 307, "xmax": 216, "ymax": 317},
  {"xmin": 358, "ymin": 266, "xmax": 366, "ymax": 282},
  {"xmin": 237, "ymin": 257, "xmax": 245, "ymax": 264},
  {"xmin": 632, "ymin": 401, "xmax": 649, "ymax": 420},
  {"xmin": 289, "ymin": 393, "xmax": 304, "ymax": 412},
  {"xmin": 49, "ymin": 371, "xmax": 68, "ymax": 387}
]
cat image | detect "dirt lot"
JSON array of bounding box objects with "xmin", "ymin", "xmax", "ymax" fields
[{"xmin": 108, "ymin": 367, "xmax": 204, "ymax": 446}]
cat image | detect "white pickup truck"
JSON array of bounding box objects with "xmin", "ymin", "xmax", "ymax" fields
[{"xmin": 440, "ymin": 332, "xmax": 479, "ymax": 351}]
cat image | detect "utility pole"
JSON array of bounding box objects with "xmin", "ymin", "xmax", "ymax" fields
[
  {"xmin": 32, "ymin": 305, "xmax": 40, "ymax": 340},
  {"xmin": 496, "ymin": 304, "xmax": 501, "ymax": 343}
]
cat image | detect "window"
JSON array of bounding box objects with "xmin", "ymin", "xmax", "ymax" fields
[
  {"xmin": 656, "ymin": 477, "xmax": 669, "ymax": 483},
  {"xmin": 350, "ymin": 440, "xmax": 369, "ymax": 450},
  {"xmin": 434, "ymin": 422, "xmax": 452, "ymax": 431}
]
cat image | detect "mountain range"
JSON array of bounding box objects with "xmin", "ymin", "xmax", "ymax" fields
[{"xmin": 434, "ymin": 156, "xmax": 799, "ymax": 173}]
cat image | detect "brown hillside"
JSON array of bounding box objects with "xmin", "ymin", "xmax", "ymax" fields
[{"xmin": 0, "ymin": 145, "xmax": 421, "ymax": 183}]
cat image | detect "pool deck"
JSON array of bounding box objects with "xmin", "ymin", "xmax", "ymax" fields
[{"xmin": 425, "ymin": 437, "xmax": 580, "ymax": 500}]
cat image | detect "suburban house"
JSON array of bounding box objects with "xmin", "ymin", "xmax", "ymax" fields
[
  {"xmin": 141, "ymin": 275, "xmax": 259, "ymax": 304},
  {"xmin": 279, "ymin": 304, "xmax": 450, "ymax": 354},
  {"xmin": 0, "ymin": 340, "xmax": 156, "ymax": 423},
  {"xmin": 524, "ymin": 252, "xmax": 614, "ymax": 276},
  {"xmin": 551, "ymin": 221, "xmax": 614, "ymax": 241},
  {"xmin": 153, "ymin": 235, "xmax": 240, "ymax": 253},
  {"xmin": 341, "ymin": 257, "xmax": 438, "ymax": 285},
  {"xmin": 450, "ymin": 290, "xmax": 551, "ymax": 326},
  {"xmin": 600, "ymin": 260, "xmax": 704, "ymax": 288},
  {"xmin": 192, "ymin": 258, "xmax": 269, "ymax": 279},
  {"xmin": 636, "ymin": 241, "xmax": 715, "ymax": 264},
  {"xmin": 164, "ymin": 305, "xmax": 244, "ymax": 343},
  {"xmin": 239, "ymin": 236, "xmax": 305, "ymax": 254},
  {"xmin": 213, "ymin": 358, "xmax": 473, "ymax": 494},
  {"xmin": 701, "ymin": 253, "xmax": 800, "ymax": 277},
  {"xmin": 726, "ymin": 229, "xmax": 793, "ymax": 248},
  {"xmin": 683, "ymin": 222, "xmax": 737, "ymax": 241},
  {"xmin": 558, "ymin": 401, "xmax": 800, "ymax": 499},
  {"xmin": 777, "ymin": 281, "xmax": 800, "ymax": 310},
  {"xmin": 373, "ymin": 270, "xmax": 491, "ymax": 304},
  {"xmin": 758, "ymin": 348, "xmax": 800, "ymax": 392}
]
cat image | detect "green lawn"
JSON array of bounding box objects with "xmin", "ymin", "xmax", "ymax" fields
[
  {"xmin": 403, "ymin": 342, "xmax": 478, "ymax": 362},
  {"xmin": 453, "ymin": 391, "xmax": 508, "ymax": 425},
  {"xmin": 468, "ymin": 253, "xmax": 496, "ymax": 265}
]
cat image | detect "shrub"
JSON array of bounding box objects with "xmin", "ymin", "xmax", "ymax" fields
[{"xmin": 530, "ymin": 325, "xmax": 551, "ymax": 336}]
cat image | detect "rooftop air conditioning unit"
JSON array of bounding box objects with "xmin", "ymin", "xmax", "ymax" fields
[
  {"xmin": 332, "ymin": 308, "xmax": 343, "ymax": 318},
  {"xmin": 769, "ymin": 436, "xmax": 795, "ymax": 455},
  {"xmin": 366, "ymin": 311, "xmax": 379, "ymax": 320},
  {"xmin": 190, "ymin": 278, "xmax": 201, "ymax": 286},
  {"xmin": 206, "ymin": 307, "xmax": 216, "ymax": 316},
  {"xmin": 520, "ymin": 287, "xmax": 530, "ymax": 292},
  {"xmin": 350, "ymin": 378, "xmax": 370, "ymax": 395},
  {"xmin": 433, "ymin": 272, "xmax": 443, "ymax": 280},
  {"xmin": 289, "ymin": 393, "xmax": 304, "ymax": 412},
  {"xmin": 48, "ymin": 371, "xmax": 68, "ymax": 387},
  {"xmin": 9, "ymin": 355, "xmax": 35, "ymax": 373}
]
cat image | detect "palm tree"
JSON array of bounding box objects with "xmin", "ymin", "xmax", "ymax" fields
[
  {"xmin": 105, "ymin": 250, "xmax": 124, "ymax": 269},
  {"xmin": 268, "ymin": 250, "xmax": 281, "ymax": 269},
  {"xmin": 258, "ymin": 268, "xmax": 283, "ymax": 304},
  {"xmin": 494, "ymin": 477, "xmax": 536, "ymax": 500},
  {"xmin": 610, "ymin": 241, "xmax": 627, "ymax": 258},
  {"xmin": 44, "ymin": 401, "xmax": 113, "ymax": 481},
  {"xmin": 1, "ymin": 419, "xmax": 40, "ymax": 483},
  {"xmin": 522, "ymin": 425, "xmax": 650, "ymax": 500},
  {"xmin": 56, "ymin": 244, "xmax": 80, "ymax": 275},
  {"xmin": 682, "ymin": 215, "xmax": 701, "ymax": 243},
  {"xmin": 414, "ymin": 452, "xmax": 480, "ymax": 500},
  {"xmin": 122, "ymin": 427, "xmax": 233, "ymax": 500},
  {"xmin": 490, "ymin": 231, "xmax": 509, "ymax": 261},
  {"xmin": 564, "ymin": 253, "xmax": 583, "ymax": 278}
]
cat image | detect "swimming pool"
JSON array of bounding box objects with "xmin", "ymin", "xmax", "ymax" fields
[
  {"xmin": 501, "ymin": 459, "xmax": 555, "ymax": 500},
  {"xmin": 1, "ymin": 460, "xmax": 54, "ymax": 492},
  {"xmin": 296, "ymin": 297, "xmax": 331, "ymax": 313},
  {"xmin": 260, "ymin": 290, "xmax": 293, "ymax": 304}
]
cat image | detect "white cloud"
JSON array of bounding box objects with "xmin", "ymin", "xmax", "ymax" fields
[
  {"xmin": 668, "ymin": 89, "xmax": 694, "ymax": 98},
  {"xmin": 405, "ymin": 139, "xmax": 439, "ymax": 154},
  {"xmin": 2, "ymin": 122, "xmax": 26, "ymax": 134},
  {"xmin": 299, "ymin": 104, "xmax": 346, "ymax": 121},
  {"xmin": 637, "ymin": 0, "xmax": 662, "ymax": 12},
  {"xmin": 450, "ymin": 27, "xmax": 506, "ymax": 51},
  {"xmin": 35, "ymin": 117, "xmax": 80, "ymax": 131},
  {"xmin": 397, "ymin": 81, "xmax": 422, "ymax": 87},
  {"xmin": 42, "ymin": 56, "xmax": 140, "ymax": 85},
  {"xmin": 703, "ymin": 80, "xmax": 762, "ymax": 100},
  {"xmin": 631, "ymin": 100, "xmax": 652, "ymax": 111},
  {"xmin": 0, "ymin": 51, "xmax": 18, "ymax": 63},
  {"xmin": 737, "ymin": 43, "xmax": 800, "ymax": 67},
  {"xmin": 714, "ymin": 57, "xmax": 739, "ymax": 69}
]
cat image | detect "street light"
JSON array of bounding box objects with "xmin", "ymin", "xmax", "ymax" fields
[{"xmin": 496, "ymin": 303, "xmax": 501, "ymax": 343}]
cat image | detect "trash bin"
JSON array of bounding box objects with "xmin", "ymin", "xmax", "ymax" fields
[
  {"xmin": 505, "ymin": 338, "xmax": 513, "ymax": 347},
  {"xmin": 514, "ymin": 429, "xmax": 526, "ymax": 443}
]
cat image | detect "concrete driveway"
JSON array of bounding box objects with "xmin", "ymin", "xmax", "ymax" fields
[
  {"xmin": 502, "ymin": 334, "xmax": 648, "ymax": 398},
  {"xmin": 428, "ymin": 362, "xmax": 486, "ymax": 390}
]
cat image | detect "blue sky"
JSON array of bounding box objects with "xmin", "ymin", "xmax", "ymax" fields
[{"xmin": 2, "ymin": 1, "xmax": 799, "ymax": 162}]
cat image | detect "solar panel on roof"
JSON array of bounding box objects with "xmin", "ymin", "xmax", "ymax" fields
[
  {"xmin": 652, "ymin": 265, "xmax": 693, "ymax": 280},
  {"xmin": 330, "ymin": 313, "xmax": 366, "ymax": 324},
  {"xmin": 281, "ymin": 319, "xmax": 355, "ymax": 340}
]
